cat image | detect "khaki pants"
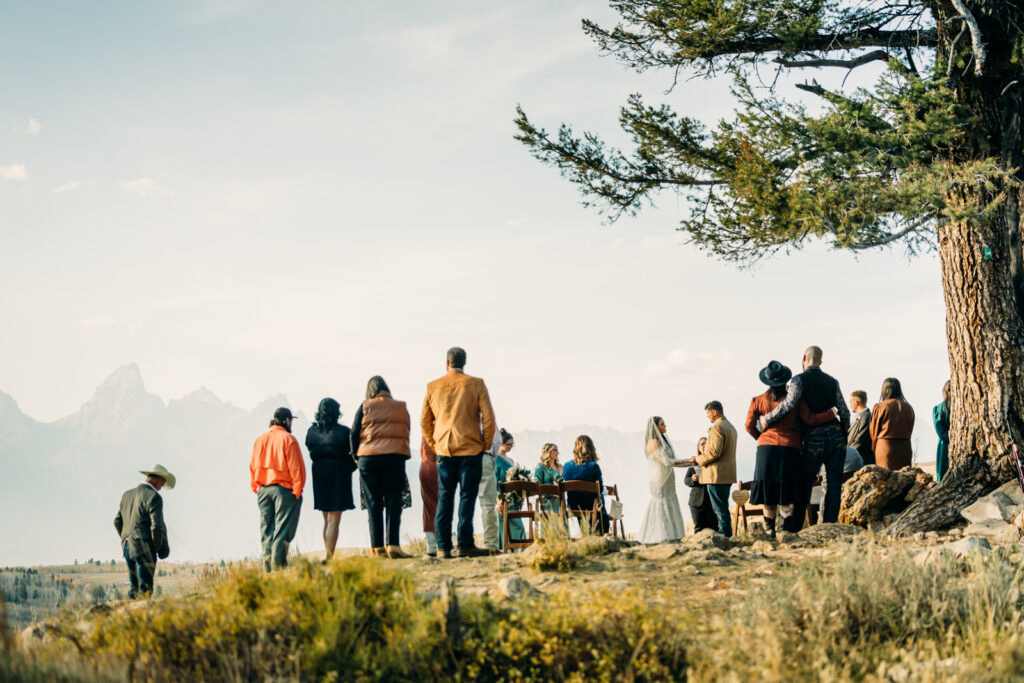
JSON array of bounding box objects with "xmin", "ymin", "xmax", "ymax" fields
[{"xmin": 478, "ymin": 454, "xmax": 499, "ymax": 550}]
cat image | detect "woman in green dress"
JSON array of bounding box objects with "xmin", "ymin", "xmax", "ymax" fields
[
  {"xmin": 533, "ymin": 443, "xmax": 563, "ymax": 514},
  {"xmin": 933, "ymin": 380, "xmax": 951, "ymax": 482}
]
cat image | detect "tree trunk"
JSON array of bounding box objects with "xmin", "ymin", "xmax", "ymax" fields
[{"xmin": 887, "ymin": 33, "xmax": 1024, "ymax": 534}]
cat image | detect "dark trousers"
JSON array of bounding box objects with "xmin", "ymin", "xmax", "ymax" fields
[
  {"xmin": 123, "ymin": 546, "xmax": 156, "ymax": 598},
  {"xmin": 359, "ymin": 454, "xmax": 406, "ymax": 547},
  {"xmin": 806, "ymin": 424, "xmax": 846, "ymax": 524},
  {"xmin": 786, "ymin": 424, "xmax": 846, "ymax": 529},
  {"xmin": 257, "ymin": 484, "xmax": 302, "ymax": 571},
  {"xmin": 690, "ymin": 499, "xmax": 719, "ymax": 532},
  {"xmin": 706, "ymin": 484, "xmax": 733, "ymax": 537},
  {"xmin": 435, "ymin": 453, "xmax": 483, "ymax": 552}
]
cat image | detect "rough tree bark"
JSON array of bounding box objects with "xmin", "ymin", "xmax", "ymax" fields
[{"xmin": 887, "ymin": 1, "xmax": 1024, "ymax": 535}]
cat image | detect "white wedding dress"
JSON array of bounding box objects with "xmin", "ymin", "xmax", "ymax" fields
[{"xmin": 638, "ymin": 443, "xmax": 687, "ymax": 543}]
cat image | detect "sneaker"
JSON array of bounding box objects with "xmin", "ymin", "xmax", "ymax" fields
[{"xmin": 456, "ymin": 545, "xmax": 489, "ymax": 558}]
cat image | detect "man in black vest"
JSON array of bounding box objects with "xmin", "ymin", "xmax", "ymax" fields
[{"xmin": 758, "ymin": 346, "xmax": 850, "ymax": 529}]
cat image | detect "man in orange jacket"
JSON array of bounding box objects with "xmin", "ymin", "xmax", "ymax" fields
[{"xmin": 250, "ymin": 407, "xmax": 306, "ymax": 571}]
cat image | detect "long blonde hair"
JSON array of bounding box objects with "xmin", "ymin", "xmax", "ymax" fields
[
  {"xmin": 572, "ymin": 435, "xmax": 598, "ymax": 464},
  {"xmin": 540, "ymin": 443, "xmax": 559, "ymax": 467}
]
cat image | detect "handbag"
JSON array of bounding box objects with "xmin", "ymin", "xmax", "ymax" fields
[{"xmin": 609, "ymin": 498, "xmax": 624, "ymax": 519}]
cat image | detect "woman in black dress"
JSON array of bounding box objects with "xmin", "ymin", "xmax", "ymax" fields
[{"xmin": 305, "ymin": 398, "xmax": 355, "ymax": 561}]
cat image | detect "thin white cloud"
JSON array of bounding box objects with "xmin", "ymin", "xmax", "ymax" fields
[
  {"xmin": 27, "ymin": 119, "xmax": 41, "ymax": 135},
  {"xmin": 184, "ymin": 0, "xmax": 249, "ymax": 24},
  {"xmin": 507, "ymin": 218, "xmax": 528, "ymax": 227},
  {"xmin": 52, "ymin": 180, "xmax": 81, "ymax": 194},
  {"xmin": 119, "ymin": 177, "xmax": 172, "ymax": 197},
  {"xmin": 644, "ymin": 348, "xmax": 735, "ymax": 377},
  {"xmin": 74, "ymin": 317, "xmax": 128, "ymax": 329},
  {"xmin": 0, "ymin": 164, "xmax": 27, "ymax": 181},
  {"xmin": 641, "ymin": 234, "xmax": 684, "ymax": 249}
]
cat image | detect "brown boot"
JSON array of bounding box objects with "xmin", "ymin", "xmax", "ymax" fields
[
  {"xmin": 369, "ymin": 547, "xmax": 386, "ymax": 557},
  {"xmin": 386, "ymin": 545, "xmax": 411, "ymax": 559}
]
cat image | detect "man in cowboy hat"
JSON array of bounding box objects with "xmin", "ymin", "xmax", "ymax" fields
[
  {"xmin": 114, "ymin": 464, "xmax": 175, "ymax": 599},
  {"xmin": 250, "ymin": 407, "xmax": 306, "ymax": 571}
]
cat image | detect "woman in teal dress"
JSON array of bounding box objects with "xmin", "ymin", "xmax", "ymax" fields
[
  {"xmin": 533, "ymin": 443, "xmax": 563, "ymax": 515},
  {"xmin": 495, "ymin": 428, "xmax": 525, "ymax": 549},
  {"xmin": 933, "ymin": 380, "xmax": 951, "ymax": 482}
]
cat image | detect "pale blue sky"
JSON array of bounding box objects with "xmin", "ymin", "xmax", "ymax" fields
[{"xmin": 1, "ymin": 1, "xmax": 946, "ymax": 459}]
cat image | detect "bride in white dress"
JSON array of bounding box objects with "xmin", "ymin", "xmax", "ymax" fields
[{"xmin": 638, "ymin": 416, "xmax": 688, "ymax": 543}]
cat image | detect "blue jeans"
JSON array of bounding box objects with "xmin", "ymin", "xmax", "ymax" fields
[
  {"xmin": 803, "ymin": 424, "xmax": 846, "ymax": 524},
  {"xmin": 123, "ymin": 546, "xmax": 156, "ymax": 598},
  {"xmin": 706, "ymin": 484, "xmax": 733, "ymax": 537},
  {"xmin": 435, "ymin": 453, "xmax": 483, "ymax": 551}
]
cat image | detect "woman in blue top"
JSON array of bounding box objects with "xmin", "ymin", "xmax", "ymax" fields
[
  {"xmin": 533, "ymin": 443, "xmax": 563, "ymax": 514},
  {"xmin": 494, "ymin": 428, "xmax": 525, "ymax": 548},
  {"xmin": 561, "ymin": 435, "xmax": 609, "ymax": 534},
  {"xmin": 933, "ymin": 380, "xmax": 951, "ymax": 482}
]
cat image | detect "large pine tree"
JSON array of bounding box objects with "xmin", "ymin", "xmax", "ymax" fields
[{"xmin": 515, "ymin": 0, "xmax": 1024, "ymax": 534}]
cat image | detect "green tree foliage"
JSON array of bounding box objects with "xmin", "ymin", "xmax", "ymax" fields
[{"xmin": 514, "ymin": 0, "xmax": 1014, "ymax": 262}]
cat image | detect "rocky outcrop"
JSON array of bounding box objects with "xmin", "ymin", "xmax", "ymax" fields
[
  {"xmin": 798, "ymin": 523, "xmax": 863, "ymax": 546},
  {"xmin": 839, "ymin": 465, "xmax": 935, "ymax": 527},
  {"xmin": 683, "ymin": 528, "xmax": 732, "ymax": 550},
  {"xmin": 914, "ymin": 535, "xmax": 992, "ymax": 565}
]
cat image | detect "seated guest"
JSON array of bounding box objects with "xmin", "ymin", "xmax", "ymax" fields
[
  {"xmin": 561, "ymin": 435, "xmax": 609, "ymax": 534},
  {"xmin": 697, "ymin": 401, "xmax": 737, "ymax": 537},
  {"xmin": 494, "ymin": 428, "xmax": 524, "ymax": 549},
  {"xmin": 870, "ymin": 378, "xmax": 916, "ymax": 470},
  {"xmin": 684, "ymin": 438, "xmax": 718, "ymax": 533},
  {"xmin": 533, "ymin": 443, "xmax": 563, "ymax": 514}
]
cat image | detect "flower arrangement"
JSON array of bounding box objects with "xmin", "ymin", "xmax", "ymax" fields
[{"xmin": 502, "ymin": 464, "xmax": 533, "ymax": 510}]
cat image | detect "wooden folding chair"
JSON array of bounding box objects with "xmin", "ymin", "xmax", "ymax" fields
[
  {"xmin": 499, "ymin": 481, "xmax": 539, "ymax": 551},
  {"xmin": 534, "ymin": 483, "xmax": 563, "ymax": 538},
  {"xmin": 603, "ymin": 484, "xmax": 625, "ymax": 538},
  {"xmin": 560, "ymin": 480, "xmax": 604, "ymax": 537},
  {"xmin": 731, "ymin": 481, "xmax": 764, "ymax": 533}
]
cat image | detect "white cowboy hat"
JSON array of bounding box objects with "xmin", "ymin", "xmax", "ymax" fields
[{"xmin": 140, "ymin": 464, "xmax": 176, "ymax": 490}]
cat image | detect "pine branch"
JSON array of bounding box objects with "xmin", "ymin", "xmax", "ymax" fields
[{"xmin": 774, "ymin": 49, "xmax": 892, "ymax": 69}]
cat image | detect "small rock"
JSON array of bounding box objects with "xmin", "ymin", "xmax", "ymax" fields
[
  {"xmin": 947, "ymin": 527, "xmax": 963, "ymax": 538},
  {"xmin": 496, "ymin": 576, "xmax": 542, "ymax": 601},
  {"xmin": 913, "ymin": 532, "xmax": 926, "ymax": 541},
  {"xmin": 925, "ymin": 531, "xmax": 940, "ymax": 540},
  {"xmin": 750, "ymin": 540, "xmax": 774, "ymax": 554},
  {"xmin": 946, "ymin": 535, "xmax": 993, "ymax": 556},
  {"xmin": 798, "ymin": 523, "xmax": 863, "ymax": 546},
  {"xmin": 635, "ymin": 544, "xmax": 680, "ymax": 561},
  {"xmin": 683, "ymin": 528, "xmax": 732, "ymax": 550},
  {"xmin": 964, "ymin": 519, "xmax": 1022, "ymax": 544}
]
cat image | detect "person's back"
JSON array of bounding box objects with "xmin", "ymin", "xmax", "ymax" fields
[
  {"xmin": 746, "ymin": 391, "xmax": 800, "ymax": 447},
  {"xmin": 420, "ymin": 347, "xmax": 496, "ymax": 558},
  {"xmin": 357, "ymin": 392, "xmax": 411, "ymax": 456},
  {"xmin": 873, "ymin": 398, "xmax": 915, "ymax": 439},
  {"xmin": 422, "ymin": 370, "xmax": 494, "ymax": 456},
  {"xmin": 562, "ymin": 460, "xmax": 603, "ymax": 510},
  {"xmin": 117, "ymin": 484, "xmax": 168, "ymax": 560}
]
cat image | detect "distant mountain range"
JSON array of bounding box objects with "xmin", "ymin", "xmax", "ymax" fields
[{"xmin": 0, "ymin": 364, "xmax": 752, "ymax": 566}]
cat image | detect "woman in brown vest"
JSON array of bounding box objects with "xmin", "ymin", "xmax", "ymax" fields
[
  {"xmin": 870, "ymin": 377, "xmax": 916, "ymax": 470},
  {"xmin": 350, "ymin": 376, "xmax": 412, "ymax": 559}
]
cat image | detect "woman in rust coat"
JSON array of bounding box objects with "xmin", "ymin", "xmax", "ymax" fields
[{"xmin": 870, "ymin": 377, "xmax": 916, "ymax": 470}]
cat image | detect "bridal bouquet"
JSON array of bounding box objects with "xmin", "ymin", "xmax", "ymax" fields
[{"xmin": 502, "ymin": 464, "xmax": 533, "ymax": 510}]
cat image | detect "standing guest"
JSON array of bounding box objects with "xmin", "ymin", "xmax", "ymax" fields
[
  {"xmin": 871, "ymin": 377, "xmax": 917, "ymax": 470},
  {"xmin": 114, "ymin": 465, "xmax": 174, "ymax": 599},
  {"xmin": 305, "ymin": 398, "xmax": 354, "ymax": 563},
  {"xmin": 351, "ymin": 376, "xmax": 412, "ymax": 559},
  {"xmin": 684, "ymin": 438, "xmax": 718, "ymax": 533},
  {"xmin": 933, "ymin": 381, "xmax": 951, "ymax": 482},
  {"xmin": 250, "ymin": 408, "xmax": 306, "ymax": 571},
  {"xmin": 477, "ymin": 427, "xmax": 501, "ymax": 554},
  {"xmin": 758, "ymin": 346, "xmax": 851, "ymax": 526},
  {"xmin": 419, "ymin": 437, "xmax": 439, "ymax": 557},
  {"xmin": 745, "ymin": 362, "xmax": 836, "ymax": 537},
  {"xmin": 533, "ymin": 443, "xmax": 563, "ymax": 515},
  {"xmin": 562, "ymin": 435, "xmax": 609, "ymax": 534},
  {"xmin": 421, "ymin": 347, "xmax": 496, "ymax": 559},
  {"xmin": 698, "ymin": 401, "xmax": 738, "ymax": 537},
  {"xmin": 494, "ymin": 428, "xmax": 524, "ymax": 548},
  {"xmin": 638, "ymin": 416, "xmax": 687, "ymax": 543},
  {"xmin": 847, "ymin": 390, "xmax": 874, "ymax": 465}
]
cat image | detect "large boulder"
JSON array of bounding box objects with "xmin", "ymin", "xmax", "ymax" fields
[
  {"xmin": 914, "ymin": 535, "xmax": 992, "ymax": 565},
  {"xmin": 839, "ymin": 465, "xmax": 935, "ymax": 527},
  {"xmin": 683, "ymin": 528, "xmax": 732, "ymax": 550},
  {"xmin": 961, "ymin": 480, "xmax": 1024, "ymax": 524}
]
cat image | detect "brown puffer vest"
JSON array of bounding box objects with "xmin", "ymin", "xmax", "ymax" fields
[{"xmin": 357, "ymin": 391, "xmax": 411, "ymax": 457}]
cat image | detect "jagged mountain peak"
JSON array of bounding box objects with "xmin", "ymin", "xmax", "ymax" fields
[{"xmin": 181, "ymin": 386, "xmax": 222, "ymax": 404}]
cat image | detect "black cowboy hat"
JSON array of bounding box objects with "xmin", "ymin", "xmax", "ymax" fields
[{"xmin": 759, "ymin": 360, "xmax": 792, "ymax": 387}]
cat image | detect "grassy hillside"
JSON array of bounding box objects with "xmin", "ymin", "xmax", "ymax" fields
[{"xmin": 5, "ymin": 529, "xmax": 1024, "ymax": 681}]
